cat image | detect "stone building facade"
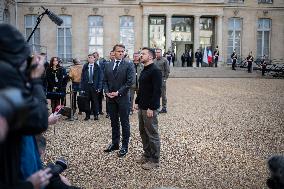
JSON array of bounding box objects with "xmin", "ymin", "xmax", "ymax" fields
[{"xmin": 1, "ymin": 0, "xmax": 284, "ymax": 66}]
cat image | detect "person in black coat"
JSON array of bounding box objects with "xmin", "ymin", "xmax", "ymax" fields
[
  {"xmin": 181, "ymin": 53, "xmax": 186, "ymax": 67},
  {"xmin": 231, "ymin": 49, "xmax": 237, "ymax": 70},
  {"xmin": 46, "ymin": 57, "xmax": 66, "ymax": 113},
  {"xmin": 195, "ymin": 49, "xmax": 202, "ymax": 67},
  {"xmin": 80, "ymin": 54, "xmax": 102, "ymax": 121},
  {"xmin": 246, "ymin": 51, "xmax": 254, "ymax": 73},
  {"xmin": 213, "ymin": 46, "xmax": 219, "ymax": 67},
  {"xmin": 186, "ymin": 49, "xmax": 193, "ymax": 67},
  {"xmin": 93, "ymin": 52, "xmax": 107, "ymax": 115},
  {"xmin": 0, "ymin": 24, "xmax": 49, "ymax": 189},
  {"xmin": 261, "ymin": 55, "xmax": 267, "ymax": 76},
  {"xmin": 134, "ymin": 47, "xmax": 162, "ymax": 170}
]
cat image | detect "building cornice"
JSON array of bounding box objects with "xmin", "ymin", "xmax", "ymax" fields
[{"xmin": 17, "ymin": 3, "xmax": 140, "ymax": 8}]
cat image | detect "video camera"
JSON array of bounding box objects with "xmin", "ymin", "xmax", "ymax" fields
[
  {"xmin": 46, "ymin": 158, "xmax": 68, "ymax": 176},
  {"xmin": 0, "ymin": 88, "xmax": 27, "ymax": 128},
  {"xmin": 267, "ymin": 155, "xmax": 284, "ymax": 189}
]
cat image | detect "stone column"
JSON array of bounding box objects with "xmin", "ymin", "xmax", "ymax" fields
[
  {"xmin": 142, "ymin": 13, "xmax": 149, "ymax": 47},
  {"xmin": 166, "ymin": 14, "xmax": 172, "ymax": 52},
  {"xmin": 194, "ymin": 15, "xmax": 201, "ymax": 52},
  {"xmin": 217, "ymin": 15, "xmax": 223, "ymax": 63}
]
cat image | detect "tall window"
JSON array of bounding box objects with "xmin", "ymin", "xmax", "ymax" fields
[
  {"xmin": 57, "ymin": 15, "xmax": 72, "ymax": 61},
  {"xmin": 257, "ymin": 18, "xmax": 271, "ymax": 58},
  {"xmin": 120, "ymin": 16, "xmax": 134, "ymax": 57},
  {"xmin": 149, "ymin": 16, "xmax": 166, "ymax": 52},
  {"xmin": 199, "ymin": 17, "xmax": 215, "ymax": 51},
  {"xmin": 227, "ymin": 18, "xmax": 242, "ymax": 63},
  {"xmin": 88, "ymin": 16, "xmax": 103, "ymax": 56},
  {"xmin": 258, "ymin": 0, "xmax": 272, "ymax": 3},
  {"xmin": 171, "ymin": 17, "xmax": 193, "ymax": 42},
  {"xmin": 25, "ymin": 15, "xmax": 40, "ymax": 53}
]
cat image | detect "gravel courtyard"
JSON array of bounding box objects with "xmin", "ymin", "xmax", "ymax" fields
[{"xmin": 44, "ymin": 78, "xmax": 284, "ymax": 189}]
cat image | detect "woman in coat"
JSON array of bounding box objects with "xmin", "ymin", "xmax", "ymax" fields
[{"xmin": 46, "ymin": 57, "xmax": 65, "ymax": 113}]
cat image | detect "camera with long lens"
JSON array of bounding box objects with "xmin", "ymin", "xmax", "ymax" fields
[
  {"xmin": 267, "ymin": 155, "xmax": 284, "ymax": 189},
  {"xmin": 0, "ymin": 88, "xmax": 27, "ymax": 128},
  {"xmin": 46, "ymin": 158, "xmax": 68, "ymax": 176}
]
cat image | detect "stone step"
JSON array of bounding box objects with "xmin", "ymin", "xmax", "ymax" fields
[{"xmin": 169, "ymin": 67, "xmax": 261, "ymax": 78}]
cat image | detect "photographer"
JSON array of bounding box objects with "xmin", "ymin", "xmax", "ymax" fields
[
  {"xmin": 0, "ymin": 23, "xmax": 79, "ymax": 189},
  {"xmin": 0, "ymin": 23, "xmax": 49, "ymax": 187}
]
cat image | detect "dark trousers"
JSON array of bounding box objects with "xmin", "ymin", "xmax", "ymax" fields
[
  {"xmin": 109, "ymin": 99, "xmax": 130, "ymax": 149},
  {"xmin": 97, "ymin": 91, "xmax": 104, "ymax": 113},
  {"xmin": 232, "ymin": 60, "xmax": 236, "ymax": 70},
  {"xmin": 161, "ymin": 80, "xmax": 167, "ymax": 109},
  {"xmin": 72, "ymin": 91, "xmax": 78, "ymax": 110},
  {"xmin": 85, "ymin": 85, "xmax": 99, "ymax": 116},
  {"xmin": 72, "ymin": 82, "xmax": 80, "ymax": 110},
  {"xmin": 182, "ymin": 61, "xmax": 185, "ymax": 67},
  {"xmin": 105, "ymin": 96, "xmax": 110, "ymax": 115},
  {"xmin": 138, "ymin": 109, "xmax": 160, "ymax": 163},
  {"xmin": 187, "ymin": 60, "xmax": 192, "ymax": 67},
  {"xmin": 248, "ymin": 62, "xmax": 252, "ymax": 73},
  {"xmin": 262, "ymin": 66, "xmax": 266, "ymax": 76},
  {"xmin": 196, "ymin": 59, "xmax": 202, "ymax": 67},
  {"xmin": 214, "ymin": 57, "xmax": 218, "ymax": 67}
]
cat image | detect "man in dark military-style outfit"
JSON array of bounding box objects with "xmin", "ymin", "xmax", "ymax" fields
[
  {"xmin": 246, "ymin": 51, "xmax": 254, "ymax": 73},
  {"xmin": 231, "ymin": 49, "xmax": 237, "ymax": 70}
]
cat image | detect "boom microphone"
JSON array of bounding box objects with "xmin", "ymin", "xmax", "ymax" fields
[{"xmin": 41, "ymin": 6, "xmax": 63, "ymax": 26}]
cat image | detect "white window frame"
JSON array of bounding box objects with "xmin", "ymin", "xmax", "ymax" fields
[
  {"xmin": 257, "ymin": 18, "xmax": 271, "ymax": 58},
  {"xmin": 119, "ymin": 16, "xmax": 135, "ymax": 58},
  {"xmin": 258, "ymin": 0, "xmax": 273, "ymax": 4},
  {"xmin": 57, "ymin": 15, "xmax": 72, "ymax": 61},
  {"xmin": 88, "ymin": 15, "xmax": 104, "ymax": 56},
  {"xmin": 25, "ymin": 15, "xmax": 40, "ymax": 53},
  {"xmin": 227, "ymin": 17, "xmax": 242, "ymax": 63}
]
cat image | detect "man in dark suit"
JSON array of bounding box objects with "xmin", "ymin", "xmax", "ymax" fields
[
  {"xmin": 80, "ymin": 54, "xmax": 102, "ymax": 121},
  {"xmin": 231, "ymin": 49, "xmax": 237, "ymax": 70},
  {"xmin": 93, "ymin": 52, "xmax": 106, "ymax": 115},
  {"xmin": 195, "ymin": 48, "xmax": 202, "ymax": 67},
  {"xmin": 213, "ymin": 46, "xmax": 219, "ymax": 67},
  {"xmin": 103, "ymin": 44, "xmax": 135, "ymax": 157},
  {"xmin": 186, "ymin": 49, "xmax": 193, "ymax": 67}
]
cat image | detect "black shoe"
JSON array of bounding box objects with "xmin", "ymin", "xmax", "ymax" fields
[
  {"xmin": 99, "ymin": 112, "xmax": 104, "ymax": 115},
  {"xmin": 84, "ymin": 116, "xmax": 90, "ymax": 121},
  {"xmin": 104, "ymin": 144, "xmax": 119, "ymax": 152},
  {"xmin": 94, "ymin": 115, "xmax": 99, "ymax": 120},
  {"xmin": 159, "ymin": 108, "xmax": 167, "ymax": 113},
  {"xmin": 117, "ymin": 148, "xmax": 128, "ymax": 157}
]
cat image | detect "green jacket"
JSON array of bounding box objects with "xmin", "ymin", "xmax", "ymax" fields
[
  {"xmin": 154, "ymin": 57, "xmax": 170, "ymax": 79},
  {"xmin": 131, "ymin": 62, "xmax": 144, "ymax": 89}
]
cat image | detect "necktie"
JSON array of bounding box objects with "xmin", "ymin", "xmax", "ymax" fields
[
  {"xmin": 89, "ymin": 65, "xmax": 93, "ymax": 83},
  {"xmin": 113, "ymin": 61, "xmax": 119, "ymax": 75}
]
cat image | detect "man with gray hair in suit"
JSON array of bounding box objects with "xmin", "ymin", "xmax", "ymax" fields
[{"xmin": 103, "ymin": 44, "xmax": 135, "ymax": 157}]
